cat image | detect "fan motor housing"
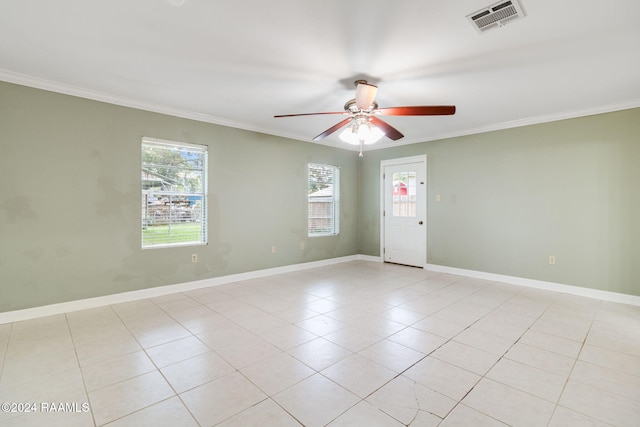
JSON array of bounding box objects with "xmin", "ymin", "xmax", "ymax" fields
[{"xmin": 344, "ymin": 99, "xmax": 377, "ymax": 113}]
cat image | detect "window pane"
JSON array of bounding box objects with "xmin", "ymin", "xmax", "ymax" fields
[
  {"xmin": 308, "ymin": 163, "xmax": 339, "ymax": 236},
  {"xmin": 392, "ymin": 171, "xmax": 416, "ymax": 218},
  {"xmin": 142, "ymin": 138, "xmax": 207, "ymax": 248},
  {"xmin": 142, "ymin": 145, "xmax": 205, "ymax": 193}
]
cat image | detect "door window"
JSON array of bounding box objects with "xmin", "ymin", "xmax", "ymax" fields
[{"xmin": 392, "ymin": 171, "xmax": 417, "ymax": 217}]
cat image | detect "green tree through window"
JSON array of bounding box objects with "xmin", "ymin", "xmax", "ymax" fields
[{"xmin": 142, "ymin": 138, "xmax": 208, "ymax": 248}]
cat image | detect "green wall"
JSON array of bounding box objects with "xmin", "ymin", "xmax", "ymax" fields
[
  {"xmin": 359, "ymin": 108, "xmax": 640, "ymax": 296},
  {"xmin": 1, "ymin": 81, "xmax": 638, "ymax": 312},
  {"xmin": 0, "ymin": 82, "xmax": 359, "ymax": 311}
]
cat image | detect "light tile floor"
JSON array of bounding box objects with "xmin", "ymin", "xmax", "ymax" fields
[{"xmin": 1, "ymin": 261, "xmax": 639, "ymax": 426}]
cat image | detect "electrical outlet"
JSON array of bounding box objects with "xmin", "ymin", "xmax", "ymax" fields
[
  {"xmin": 191, "ymin": 254, "xmax": 198, "ymax": 263},
  {"xmin": 272, "ymin": 246, "xmax": 276, "ymax": 253},
  {"xmin": 549, "ymin": 255, "xmax": 556, "ymax": 265},
  {"xmin": 436, "ymin": 194, "xmax": 441, "ymax": 202},
  {"xmin": 300, "ymin": 242, "xmax": 305, "ymax": 250}
]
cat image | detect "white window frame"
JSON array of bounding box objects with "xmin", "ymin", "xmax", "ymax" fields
[
  {"xmin": 308, "ymin": 163, "xmax": 340, "ymax": 237},
  {"xmin": 141, "ymin": 137, "xmax": 208, "ymax": 249}
]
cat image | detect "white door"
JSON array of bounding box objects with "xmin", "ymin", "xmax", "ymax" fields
[{"xmin": 382, "ymin": 158, "xmax": 426, "ymax": 267}]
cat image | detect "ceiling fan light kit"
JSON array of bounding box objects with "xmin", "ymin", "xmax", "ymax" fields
[
  {"xmin": 339, "ymin": 120, "xmax": 385, "ymax": 145},
  {"xmin": 274, "ymin": 80, "xmax": 456, "ymax": 154}
]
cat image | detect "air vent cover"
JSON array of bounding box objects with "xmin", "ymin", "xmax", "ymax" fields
[{"xmin": 467, "ymin": 0, "xmax": 526, "ymax": 33}]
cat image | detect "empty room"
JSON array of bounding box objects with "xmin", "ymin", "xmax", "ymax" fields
[{"xmin": 1, "ymin": 0, "xmax": 639, "ymax": 426}]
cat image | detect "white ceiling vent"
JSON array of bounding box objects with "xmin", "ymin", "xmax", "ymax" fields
[{"xmin": 467, "ymin": 0, "xmax": 526, "ymax": 33}]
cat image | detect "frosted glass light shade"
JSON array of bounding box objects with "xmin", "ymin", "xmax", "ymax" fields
[{"xmin": 339, "ymin": 122, "xmax": 384, "ymax": 145}]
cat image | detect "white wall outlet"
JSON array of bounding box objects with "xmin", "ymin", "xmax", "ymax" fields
[
  {"xmin": 272, "ymin": 246, "xmax": 276, "ymax": 253},
  {"xmin": 436, "ymin": 194, "xmax": 441, "ymax": 202},
  {"xmin": 300, "ymin": 242, "xmax": 305, "ymax": 250},
  {"xmin": 549, "ymin": 255, "xmax": 556, "ymax": 265},
  {"xmin": 191, "ymin": 254, "xmax": 198, "ymax": 263}
]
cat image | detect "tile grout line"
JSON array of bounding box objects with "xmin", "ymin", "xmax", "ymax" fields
[
  {"xmin": 3, "ymin": 263, "xmax": 638, "ymax": 426},
  {"xmin": 94, "ymin": 301, "xmax": 185, "ymax": 427},
  {"xmin": 545, "ymin": 299, "xmax": 618, "ymax": 427},
  {"xmin": 152, "ymin": 290, "xmax": 311, "ymax": 427},
  {"xmin": 63, "ymin": 312, "xmax": 99, "ymax": 427},
  {"xmin": 297, "ymin": 275, "xmax": 524, "ymax": 425},
  {"xmin": 0, "ymin": 323, "xmax": 12, "ymax": 384},
  {"xmin": 437, "ymin": 282, "xmax": 564, "ymax": 424}
]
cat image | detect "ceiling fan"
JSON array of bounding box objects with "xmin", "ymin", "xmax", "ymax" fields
[{"xmin": 275, "ymin": 80, "xmax": 455, "ymax": 154}]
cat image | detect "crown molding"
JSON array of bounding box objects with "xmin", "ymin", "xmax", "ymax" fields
[
  {"xmin": 3, "ymin": 69, "xmax": 639, "ymax": 152},
  {"xmin": 368, "ymin": 98, "xmax": 640, "ymax": 151}
]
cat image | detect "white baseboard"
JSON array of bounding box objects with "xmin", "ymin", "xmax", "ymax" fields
[
  {"xmin": 356, "ymin": 255, "xmax": 382, "ymax": 263},
  {"xmin": 2, "ymin": 256, "xmax": 638, "ymax": 325},
  {"xmin": 0, "ymin": 255, "xmax": 366, "ymax": 325},
  {"xmin": 425, "ymin": 263, "xmax": 640, "ymax": 307}
]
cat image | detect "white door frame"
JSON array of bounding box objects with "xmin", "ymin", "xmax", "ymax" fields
[{"xmin": 380, "ymin": 155, "xmax": 427, "ymax": 267}]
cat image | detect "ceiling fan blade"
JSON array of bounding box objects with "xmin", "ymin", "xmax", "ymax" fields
[
  {"xmin": 274, "ymin": 111, "xmax": 347, "ymax": 118},
  {"xmin": 312, "ymin": 118, "xmax": 352, "ymax": 141},
  {"xmin": 376, "ymin": 105, "xmax": 456, "ymax": 116},
  {"xmin": 355, "ymin": 82, "xmax": 378, "ymax": 110},
  {"xmin": 370, "ymin": 116, "xmax": 404, "ymax": 141}
]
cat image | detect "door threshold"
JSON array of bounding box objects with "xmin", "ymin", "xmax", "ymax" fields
[{"xmin": 384, "ymin": 261, "xmax": 424, "ymax": 269}]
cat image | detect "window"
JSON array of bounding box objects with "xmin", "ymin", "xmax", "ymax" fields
[
  {"xmin": 392, "ymin": 171, "xmax": 417, "ymax": 217},
  {"xmin": 141, "ymin": 137, "xmax": 207, "ymax": 248},
  {"xmin": 308, "ymin": 163, "xmax": 339, "ymax": 236}
]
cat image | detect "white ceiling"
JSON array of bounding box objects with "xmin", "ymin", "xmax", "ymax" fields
[{"xmin": 2, "ymin": 0, "xmax": 639, "ymax": 151}]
